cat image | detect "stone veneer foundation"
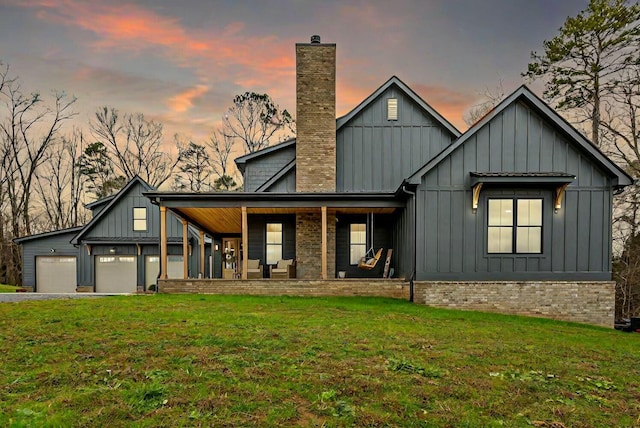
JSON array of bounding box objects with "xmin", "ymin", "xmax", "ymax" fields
[
  {"xmin": 413, "ymin": 281, "xmax": 615, "ymax": 327},
  {"xmin": 158, "ymin": 278, "xmax": 409, "ymax": 299}
]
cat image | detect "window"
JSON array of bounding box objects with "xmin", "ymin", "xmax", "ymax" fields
[
  {"xmin": 133, "ymin": 207, "xmax": 147, "ymax": 231},
  {"xmin": 266, "ymin": 223, "xmax": 283, "ymax": 265},
  {"xmin": 488, "ymin": 198, "xmax": 542, "ymax": 254},
  {"xmin": 350, "ymin": 223, "xmax": 367, "ymax": 264}
]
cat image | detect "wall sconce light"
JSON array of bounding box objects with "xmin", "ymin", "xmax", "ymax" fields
[
  {"xmin": 109, "ymin": 247, "xmax": 116, "ymax": 254},
  {"xmin": 50, "ymin": 248, "xmax": 56, "ymax": 253},
  {"xmin": 214, "ymin": 244, "xmax": 219, "ymax": 251},
  {"xmin": 188, "ymin": 244, "xmax": 193, "ymax": 256}
]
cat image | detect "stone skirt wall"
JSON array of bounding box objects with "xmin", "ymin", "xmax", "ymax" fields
[
  {"xmin": 159, "ymin": 278, "xmax": 410, "ymax": 300},
  {"xmin": 413, "ymin": 281, "xmax": 615, "ymax": 327}
]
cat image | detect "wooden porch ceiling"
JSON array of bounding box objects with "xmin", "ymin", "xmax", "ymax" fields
[{"xmin": 173, "ymin": 206, "xmax": 397, "ymax": 235}]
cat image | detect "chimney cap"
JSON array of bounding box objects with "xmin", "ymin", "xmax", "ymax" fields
[{"xmin": 310, "ymin": 35, "xmax": 321, "ymax": 44}]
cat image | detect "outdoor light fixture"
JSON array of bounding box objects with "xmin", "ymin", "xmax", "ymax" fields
[
  {"xmin": 109, "ymin": 247, "xmax": 116, "ymax": 254},
  {"xmin": 214, "ymin": 244, "xmax": 219, "ymax": 251}
]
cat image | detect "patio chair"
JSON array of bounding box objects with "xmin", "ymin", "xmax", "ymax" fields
[
  {"xmin": 246, "ymin": 259, "xmax": 263, "ymax": 279},
  {"xmin": 270, "ymin": 259, "xmax": 296, "ymax": 279}
]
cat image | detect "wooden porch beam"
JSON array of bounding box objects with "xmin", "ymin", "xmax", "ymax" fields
[
  {"xmin": 199, "ymin": 230, "xmax": 205, "ymax": 278},
  {"xmin": 160, "ymin": 206, "xmax": 168, "ymax": 279},
  {"xmin": 321, "ymin": 206, "xmax": 327, "ymax": 280},
  {"xmin": 242, "ymin": 206, "xmax": 248, "ymax": 280},
  {"xmin": 182, "ymin": 219, "xmax": 188, "ymax": 279}
]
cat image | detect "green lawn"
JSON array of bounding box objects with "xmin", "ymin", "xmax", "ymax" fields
[
  {"xmin": 0, "ymin": 283, "xmax": 20, "ymax": 293},
  {"xmin": 0, "ymin": 295, "xmax": 638, "ymax": 427}
]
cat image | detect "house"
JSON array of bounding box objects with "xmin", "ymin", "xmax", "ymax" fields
[
  {"xmin": 14, "ymin": 176, "xmax": 216, "ymax": 293},
  {"xmin": 16, "ymin": 36, "xmax": 633, "ymax": 326}
]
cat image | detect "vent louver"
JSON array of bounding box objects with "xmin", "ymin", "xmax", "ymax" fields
[{"xmin": 387, "ymin": 98, "xmax": 398, "ymax": 121}]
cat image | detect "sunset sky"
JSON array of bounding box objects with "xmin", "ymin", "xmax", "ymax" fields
[{"xmin": 0, "ymin": 0, "xmax": 590, "ymax": 152}]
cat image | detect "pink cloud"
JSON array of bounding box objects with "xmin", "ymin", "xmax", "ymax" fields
[
  {"xmin": 167, "ymin": 85, "xmax": 210, "ymax": 113},
  {"xmin": 411, "ymin": 83, "xmax": 473, "ymax": 130}
]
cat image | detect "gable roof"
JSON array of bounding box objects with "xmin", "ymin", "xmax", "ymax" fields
[
  {"xmin": 71, "ymin": 176, "xmax": 154, "ymax": 245},
  {"xmin": 336, "ymin": 76, "xmax": 461, "ymax": 138},
  {"xmin": 234, "ymin": 76, "xmax": 463, "ymax": 178},
  {"xmin": 84, "ymin": 195, "xmax": 115, "ymax": 210},
  {"xmin": 406, "ymin": 85, "xmax": 634, "ymax": 188},
  {"xmin": 13, "ymin": 226, "xmax": 84, "ymax": 244},
  {"xmin": 234, "ymin": 138, "xmax": 296, "ymax": 174}
]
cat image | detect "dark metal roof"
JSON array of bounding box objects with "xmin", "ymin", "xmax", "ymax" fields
[
  {"xmin": 469, "ymin": 172, "xmax": 576, "ymax": 187},
  {"xmin": 13, "ymin": 226, "xmax": 84, "ymax": 244},
  {"xmin": 84, "ymin": 195, "xmax": 115, "ymax": 210},
  {"xmin": 144, "ymin": 190, "xmax": 405, "ymax": 209},
  {"xmin": 234, "ymin": 138, "xmax": 296, "ymax": 173},
  {"xmin": 470, "ymin": 172, "xmax": 575, "ymax": 178},
  {"xmin": 81, "ymin": 237, "xmax": 184, "ymax": 245}
]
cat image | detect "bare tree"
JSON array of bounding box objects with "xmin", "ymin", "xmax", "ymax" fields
[
  {"xmin": 0, "ymin": 64, "xmax": 76, "ymax": 284},
  {"xmin": 0, "ymin": 78, "xmax": 77, "ymax": 236},
  {"xmin": 91, "ymin": 107, "xmax": 177, "ymax": 187},
  {"xmin": 34, "ymin": 129, "xmax": 88, "ymax": 229},
  {"xmin": 463, "ymin": 79, "xmax": 505, "ymax": 127},
  {"xmin": 173, "ymin": 135, "xmax": 213, "ymax": 192},
  {"xmin": 207, "ymin": 129, "xmax": 234, "ymax": 178},
  {"xmin": 222, "ymin": 92, "xmax": 294, "ymax": 154}
]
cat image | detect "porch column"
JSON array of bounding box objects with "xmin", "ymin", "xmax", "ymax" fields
[
  {"xmin": 241, "ymin": 206, "xmax": 248, "ymax": 279},
  {"xmin": 182, "ymin": 219, "xmax": 188, "ymax": 279},
  {"xmin": 199, "ymin": 230, "xmax": 205, "ymax": 278},
  {"xmin": 321, "ymin": 206, "xmax": 327, "ymax": 280},
  {"xmin": 160, "ymin": 206, "xmax": 168, "ymax": 279}
]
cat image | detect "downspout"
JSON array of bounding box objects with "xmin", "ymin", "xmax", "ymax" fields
[{"xmin": 401, "ymin": 184, "xmax": 417, "ymax": 302}]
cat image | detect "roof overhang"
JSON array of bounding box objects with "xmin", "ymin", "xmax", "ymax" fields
[{"xmin": 144, "ymin": 191, "xmax": 404, "ymax": 235}]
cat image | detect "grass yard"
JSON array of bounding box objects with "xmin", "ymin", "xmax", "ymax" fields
[
  {"xmin": 0, "ymin": 283, "xmax": 20, "ymax": 293},
  {"xmin": 0, "ymin": 295, "xmax": 638, "ymax": 427}
]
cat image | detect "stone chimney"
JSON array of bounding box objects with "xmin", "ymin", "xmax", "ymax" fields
[{"xmin": 295, "ymin": 35, "xmax": 336, "ymax": 192}]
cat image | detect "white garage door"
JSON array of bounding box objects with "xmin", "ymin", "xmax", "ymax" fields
[
  {"xmin": 145, "ymin": 255, "xmax": 185, "ymax": 289},
  {"xmin": 95, "ymin": 255, "xmax": 137, "ymax": 293},
  {"xmin": 145, "ymin": 256, "xmax": 159, "ymax": 289},
  {"xmin": 36, "ymin": 256, "xmax": 77, "ymax": 293}
]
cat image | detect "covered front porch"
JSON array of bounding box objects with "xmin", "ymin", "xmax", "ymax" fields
[{"xmin": 145, "ymin": 191, "xmax": 408, "ymax": 283}]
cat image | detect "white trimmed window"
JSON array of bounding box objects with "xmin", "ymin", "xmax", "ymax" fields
[
  {"xmin": 266, "ymin": 223, "xmax": 283, "ymax": 265},
  {"xmin": 488, "ymin": 198, "xmax": 542, "ymax": 254},
  {"xmin": 350, "ymin": 223, "xmax": 367, "ymax": 265},
  {"xmin": 133, "ymin": 207, "xmax": 147, "ymax": 231}
]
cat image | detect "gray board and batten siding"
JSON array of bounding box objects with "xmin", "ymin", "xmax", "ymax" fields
[
  {"xmin": 337, "ymin": 83, "xmax": 456, "ymax": 192},
  {"xmin": 72, "ymin": 178, "xmax": 200, "ymax": 288},
  {"xmin": 240, "ymin": 77, "xmax": 459, "ymax": 195},
  {"xmin": 414, "ymin": 98, "xmax": 617, "ymax": 281},
  {"xmin": 241, "ymin": 143, "xmax": 296, "ymax": 192},
  {"xmin": 16, "ymin": 227, "xmax": 82, "ymax": 290}
]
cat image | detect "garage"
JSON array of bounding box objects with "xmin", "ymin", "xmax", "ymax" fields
[
  {"xmin": 145, "ymin": 255, "xmax": 185, "ymax": 289},
  {"xmin": 36, "ymin": 256, "xmax": 77, "ymax": 293},
  {"xmin": 95, "ymin": 255, "xmax": 137, "ymax": 293}
]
